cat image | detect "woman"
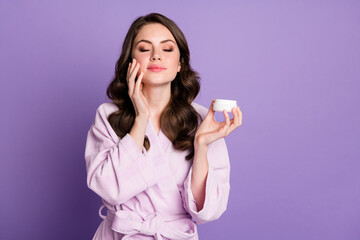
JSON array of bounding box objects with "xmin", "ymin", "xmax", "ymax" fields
[{"xmin": 85, "ymin": 12, "xmax": 242, "ymax": 240}]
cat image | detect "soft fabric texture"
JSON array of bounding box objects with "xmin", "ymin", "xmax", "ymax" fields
[{"xmin": 84, "ymin": 102, "xmax": 230, "ymax": 240}]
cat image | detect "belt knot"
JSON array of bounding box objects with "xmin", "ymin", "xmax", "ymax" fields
[
  {"xmin": 140, "ymin": 212, "xmax": 162, "ymax": 235},
  {"xmin": 102, "ymin": 206, "xmax": 197, "ymax": 240}
]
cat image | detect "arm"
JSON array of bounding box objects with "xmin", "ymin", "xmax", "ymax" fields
[
  {"xmin": 84, "ymin": 104, "xmax": 158, "ymax": 205},
  {"xmin": 85, "ymin": 60, "xmax": 152, "ymax": 205},
  {"xmin": 183, "ymin": 137, "xmax": 230, "ymax": 224},
  {"xmin": 183, "ymin": 100, "xmax": 242, "ymax": 224},
  {"xmin": 190, "ymin": 142, "xmax": 208, "ymax": 211},
  {"xmin": 127, "ymin": 58, "xmax": 150, "ymax": 151}
]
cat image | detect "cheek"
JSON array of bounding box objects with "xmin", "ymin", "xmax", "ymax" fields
[
  {"xmin": 166, "ymin": 52, "xmax": 180, "ymax": 64},
  {"xmin": 133, "ymin": 54, "xmax": 148, "ymax": 70},
  {"xmin": 169, "ymin": 56, "xmax": 181, "ymax": 70},
  {"xmin": 133, "ymin": 53, "xmax": 146, "ymax": 62}
]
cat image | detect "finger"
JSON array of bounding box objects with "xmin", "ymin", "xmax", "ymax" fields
[
  {"xmin": 236, "ymin": 106, "xmax": 242, "ymax": 126},
  {"xmin": 205, "ymin": 99, "xmax": 216, "ymax": 120},
  {"xmin": 235, "ymin": 106, "xmax": 242, "ymax": 127},
  {"xmin": 219, "ymin": 110, "xmax": 231, "ymax": 136},
  {"xmin": 128, "ymin": 63, "xmax": 140, "ymax": 95},
  {"xmin": 224, "ymin": 110, "xmax": 231, "ymax": 127},
  {"xmin": 127, "ymin": 62, "xmax": 131, "ymax": 76},
  {"xmin": 130, "ymin": 62, "xmax": 140, "ymax": 76},
  {"xmin": 227, "ymin": 107, "xmax": 242, "ymax": 133},
  {"xmin": 128, "ymin": 63, "xmax": 140, "ymax": 86},
  {"xmin": 218, "ymin": 123, "xmax": 230, "ymax": 138},
  {"xmin": 139, "ymin": 79, "xmax": 144, "ymax": 92},
  {"xmin": 129, "ymin": 58, "xmax": 137, "ymax": 73},
  {"xmin": 128, "ymin": 59, "xmax": 134, "ymax": 76},
  {"xmin": 127, "ymin": 60, "xmax": 134, "ymax": 81},
  {"xmin": 226, "ymin": 107, "xmax": 238, "ymax": 131},
  {"xmin": 134, "ymin": 71, "xmax": 144, "ymax": 93},
  {"xmin": 228, "ymin": 121, "xmax": 237, "ymax": 133},
  {"xmin": 232, "ymin": 107, "xmax": 239, "ymax": 126}
]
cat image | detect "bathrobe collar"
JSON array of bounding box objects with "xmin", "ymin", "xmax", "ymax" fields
[{"xmin": 146, "ymin": 118, "xmax": 172, "ymax": 153}]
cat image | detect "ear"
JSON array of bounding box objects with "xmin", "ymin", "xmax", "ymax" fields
[{"xmin": 177, "ymin": 61, "xmax": 181, "ymax": 72}]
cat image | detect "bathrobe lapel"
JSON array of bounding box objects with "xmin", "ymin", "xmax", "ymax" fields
[
  {"xmin": 146, "ymin": 119, "xmax": 171, "ymax": 154},
  {"xmin": 145, "ymin": 119, "xmax": 181, "ymax": 195}
]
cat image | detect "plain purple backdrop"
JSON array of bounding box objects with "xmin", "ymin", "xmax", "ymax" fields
[{"xmin": 1, "ymin": 1, "xmax": 359, "ymax": 239}]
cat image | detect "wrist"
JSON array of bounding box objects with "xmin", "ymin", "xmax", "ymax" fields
[
  {"xmin": 131, "ymin": 115, "xmax": 148, "ymax": 136},
  {"xmin": 135, "ymin": 114, "xmax": 149, "ymax": 124},
  {"xmin": 194, "ymin": 135, "xmax": 208, "ymax": 150}
]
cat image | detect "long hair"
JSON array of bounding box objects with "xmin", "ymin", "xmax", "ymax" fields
[{"xmin": 106, "ymin": 13, "xmax": 201, "ymax": 160}]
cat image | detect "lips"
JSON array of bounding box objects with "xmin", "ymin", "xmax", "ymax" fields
[{"xmin": 147, "ymin": 65, "xmax": 167, "ymax": 72}]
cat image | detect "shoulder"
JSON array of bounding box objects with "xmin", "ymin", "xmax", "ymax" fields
[
  {"xmin": 89, "ymin": 102, "xmax": 120, "ymax": 143},
  {"xmin": 191, "ymin": 101, "xmax": 209, "ymax": 119},
  {"xmin": 95, "ymin": 102, "xmax": 119, "ymax": 119}
]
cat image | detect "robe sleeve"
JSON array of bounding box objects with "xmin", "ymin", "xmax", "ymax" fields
[
  {"xmin": 84, "ymin": 103, "xmax": 159, "ymax": 205},
  {"xmin": 182, "ymin": 137, "xmax": 230, "ymax": 224}
]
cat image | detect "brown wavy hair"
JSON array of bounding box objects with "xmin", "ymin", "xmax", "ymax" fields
[{"xmin": 106, "ymin": 13, "xmax": 201, "ymax": 160}]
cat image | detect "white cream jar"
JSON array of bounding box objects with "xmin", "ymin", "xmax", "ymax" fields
[{"xmin": 213, "ymin": 99, "xmax": 237, "ymax": 112}]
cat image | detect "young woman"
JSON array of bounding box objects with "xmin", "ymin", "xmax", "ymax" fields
[{"xmin": 85, "ymin": 12, "xmax": 242, "ymax": 240}]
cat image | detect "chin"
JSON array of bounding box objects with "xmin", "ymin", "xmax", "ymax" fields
[
  {"xmin": 143, "ymin": 79, "xmax": 173, "ymax": 86},
  {"xmin": 142, "ymin": 77, "xmax": 163, "ymax": 84},
  {"xmin": 143, "ymin": 74, "xmax": 172, "ymax": 83}
]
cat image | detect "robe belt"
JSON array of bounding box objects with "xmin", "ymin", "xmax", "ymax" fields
[{"xmin": 99, "ymin": 205, "xmax": 197, "ymax": 240}]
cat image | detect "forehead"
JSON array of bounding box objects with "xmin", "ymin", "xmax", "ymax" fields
[{"xmin": 134, "ymin": 23, "xmax": 176, "ymax": 43}]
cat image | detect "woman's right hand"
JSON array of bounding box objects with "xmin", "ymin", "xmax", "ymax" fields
[{"xmin": 127, "ymin": 58, "xmax": 150, "ymax": 119}]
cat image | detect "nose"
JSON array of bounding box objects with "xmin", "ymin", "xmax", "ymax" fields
[
  {"xmin": 150, "ymin": 48, "xmax": 161, "ymax": 61},
  {"xmin": 151, "ymin": 56, "xmax": 161, "ymax": 61}
]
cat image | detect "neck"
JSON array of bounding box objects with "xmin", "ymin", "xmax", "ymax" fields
[{"xmin": 142, "ymin": 82, "xmax": 171, "ymax": 119}]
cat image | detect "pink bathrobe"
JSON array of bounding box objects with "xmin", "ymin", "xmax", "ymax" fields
[{"xmin": 84, "ymin": 102, "xmax": 230, "ymax": 240}]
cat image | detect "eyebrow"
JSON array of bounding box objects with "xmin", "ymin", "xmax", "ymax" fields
[{"xmin": 135, "ymin": 39, "xmax": 176, "ymax": 46}]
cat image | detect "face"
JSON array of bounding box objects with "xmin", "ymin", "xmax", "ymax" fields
[{"xmin": 131, "ymin": 23, "xmax": 181, "ymax": 86}]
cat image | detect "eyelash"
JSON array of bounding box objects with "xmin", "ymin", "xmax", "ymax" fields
[{"xmin": 139, "ymin": 49, "xmax": 173, "ymax": 52}]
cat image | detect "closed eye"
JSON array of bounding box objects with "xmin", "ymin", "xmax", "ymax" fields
[{"xmin": 139, "ymin": 49, "xmax": 173, "ymax": 52}]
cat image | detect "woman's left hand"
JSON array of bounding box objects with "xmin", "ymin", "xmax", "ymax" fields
[{"xmin": 195, "ymin": 99, "xmax": 242, "ymax": 148}]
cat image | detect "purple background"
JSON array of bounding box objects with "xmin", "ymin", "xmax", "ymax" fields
[{"xmin": 1, "ymin": 1, "xmax": 359, "ymax": 239}]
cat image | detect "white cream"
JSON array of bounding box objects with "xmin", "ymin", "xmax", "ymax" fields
[{"xmin": 213, "ymin": 99, "xmax": 237, "ymax": 112}]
